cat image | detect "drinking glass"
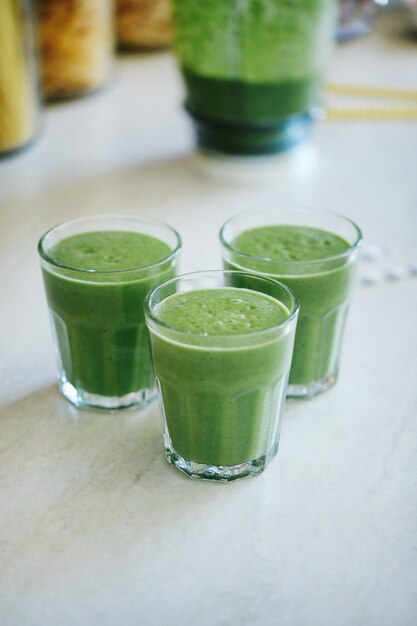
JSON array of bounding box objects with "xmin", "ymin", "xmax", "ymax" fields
[
  {"xmin": 39, "ymin": 215, "xmax": 181, "ymax": 410},
  {"xmin": 220, "ymin": 208, "xmax": 362, "ymax": 398},
  {"xmin": 145, "ymin": 270, "xmax": 299, "ymax": 481}
]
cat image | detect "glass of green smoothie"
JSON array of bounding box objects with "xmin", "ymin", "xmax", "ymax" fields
[
  {"xmin": 173, "ymin": 0, "xmax": 337, "ymax": 155},
  {"xmin": 38, "ymin": 215, "xmax": 181, "ymax": 410},
  {"xmin": 220, "ymin": 208, "xmax": 362, "ymax": 399},
  {"xmin": 145, "ymin": 270, "xmax": 299, "ymax": 481}
]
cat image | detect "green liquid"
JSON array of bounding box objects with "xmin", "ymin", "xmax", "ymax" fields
[
  {"xmin": 228, "ymin": 225, "xmax": 356, "ymax": 388},
  {"xmin": 156, "ymin": 288, "xmax": 289, "ymax": 333},
  {"xmin": 43, "ymin": 231, "xmax": 175, "ymax": 398},
  {"xmin": 235, "ymin": 225, "xmax": 349, "ymax": 260},
  {"xmin": 183, "ymin": 69, "xmax": 320, "ymax": 123},
  {"xmin": 48, "ymin": 231, "xmax": 172, "ymax": 271},
  {"xmin": 150, "ymin": 288, "xmax": 295, "ymax": 466},
  {"xmin": 174, "ymin": 0, "xmax": 336, "ymax": 152}
]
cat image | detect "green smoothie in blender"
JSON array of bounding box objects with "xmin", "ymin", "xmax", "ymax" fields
[{"xmin": 173, "ymin": 0, "xmax": 337, "ymax": 154}]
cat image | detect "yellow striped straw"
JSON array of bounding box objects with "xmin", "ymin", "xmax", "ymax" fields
[{"xmin": 325, "ymin": 83, "xmax": 417, "ymax": 120}]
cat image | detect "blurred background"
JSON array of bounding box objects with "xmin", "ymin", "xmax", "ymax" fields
[{"xmin": 1, "ymin": 0, "xmax": 416, "ymax": 158}]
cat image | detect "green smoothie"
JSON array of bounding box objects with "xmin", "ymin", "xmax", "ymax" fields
[
  {"xmin": 226, "ymin": 225, "xmax": 358, "ymax": 391},
  {"xmin": 41, "ymin": 230, "xmax": 176, "ymax": 405},
  {"xmin": 174, "ymin": 0, "xmax": 336, "ymax": 153},
  {"xmin": 148, "ymin": 287, "xmax": 297, "ymax": 470}
]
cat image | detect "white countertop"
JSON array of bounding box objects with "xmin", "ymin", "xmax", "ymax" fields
[{"xmin": 1, "ymin": 10, "xmax": 416, "ymax": 626}]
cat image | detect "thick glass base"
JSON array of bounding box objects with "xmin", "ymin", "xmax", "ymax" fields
[
  {"xmin": 287, "ymin": 371, "xmax": 338, "ymax": 400},
  {"xmin": 165, "ymin": 439, "xmax": 279, "ymax": 482},
  {"xmin": 189, "ymin": 110, "xmax": 313, "ymax": 156},
  {"xmin": 59, "ymin": 377, "xmax": 156, "ymax": 411}
]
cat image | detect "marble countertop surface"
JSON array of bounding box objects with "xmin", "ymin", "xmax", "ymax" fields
[{"xmin": 1, "ymin": 9, "xmax": 416, "ymax": 626}]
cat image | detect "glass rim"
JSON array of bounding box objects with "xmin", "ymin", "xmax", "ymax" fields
[
  {"xmin": 38, "ymin": 214, "xmax": 182, "ymax": 274},
  {"xmin": 144, "ymin": 269, "xmax": 299, "ymax": 340},
  {"xmin": 219, "ymin": 207, "xmax": 363, "ymax": 268}
]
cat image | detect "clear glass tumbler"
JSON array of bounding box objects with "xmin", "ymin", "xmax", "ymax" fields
[
  {"xmin": 173, "ymin": 0, "xmax": 337, "ymax": 155},
  {"xmin": 38, "ymin": 215, "xmax": 181, "ymax": 410},
  {"xmin": 145, "ymin": 270, "xmax": 299, "ymax": 481},
  {"xmin": 220, "ymin": 208, "xmax": 362, "ymax": 399}
]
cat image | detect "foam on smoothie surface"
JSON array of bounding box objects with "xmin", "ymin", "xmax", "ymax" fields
[
  {"xmin": 156, "ymin": 288, "xmax": 289, "ymax": 335},
  {"xmin": 233, "ymin": 225, "xmax": 350, "ymax": 262},
  {"xmin": 48, "ymin": 231, "xmax": 172, "ymax": 271}
]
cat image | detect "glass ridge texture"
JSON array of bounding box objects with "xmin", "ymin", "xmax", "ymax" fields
[
  {"xmin": 220, "ymin": 208, "xmax": 362, "ymax": 399},
  {"xmin": 38, "ymin": 215, "xmax": 181, "ymax": 410},
  {"xmin": 145, "ymin": 270, "xmax": 299, "ymax": 481}
]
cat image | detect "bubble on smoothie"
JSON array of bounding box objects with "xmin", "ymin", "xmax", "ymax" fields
[
  {"xmin": 233, "ymin": 225, "xmax": 350, "ymax": 262},
  {"xmin": 48, "ymin": 230, "xmax": 173, "ymax": 271},
  {"xmin": 155, "ymin": 287, "xmax": 289, "ymax": 334}
]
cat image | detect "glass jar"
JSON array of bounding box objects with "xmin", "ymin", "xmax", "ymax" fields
[
  {"xmin": 0, "ymin": 0, "xmax": 40, "ymax": 157},
  {"xmin": 116, "ymin": 0, "xmax": 173, "ymax": 49},
  {"xmin": 38, "ymin": 0, "xmax": 114, "ymax": 100}
]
